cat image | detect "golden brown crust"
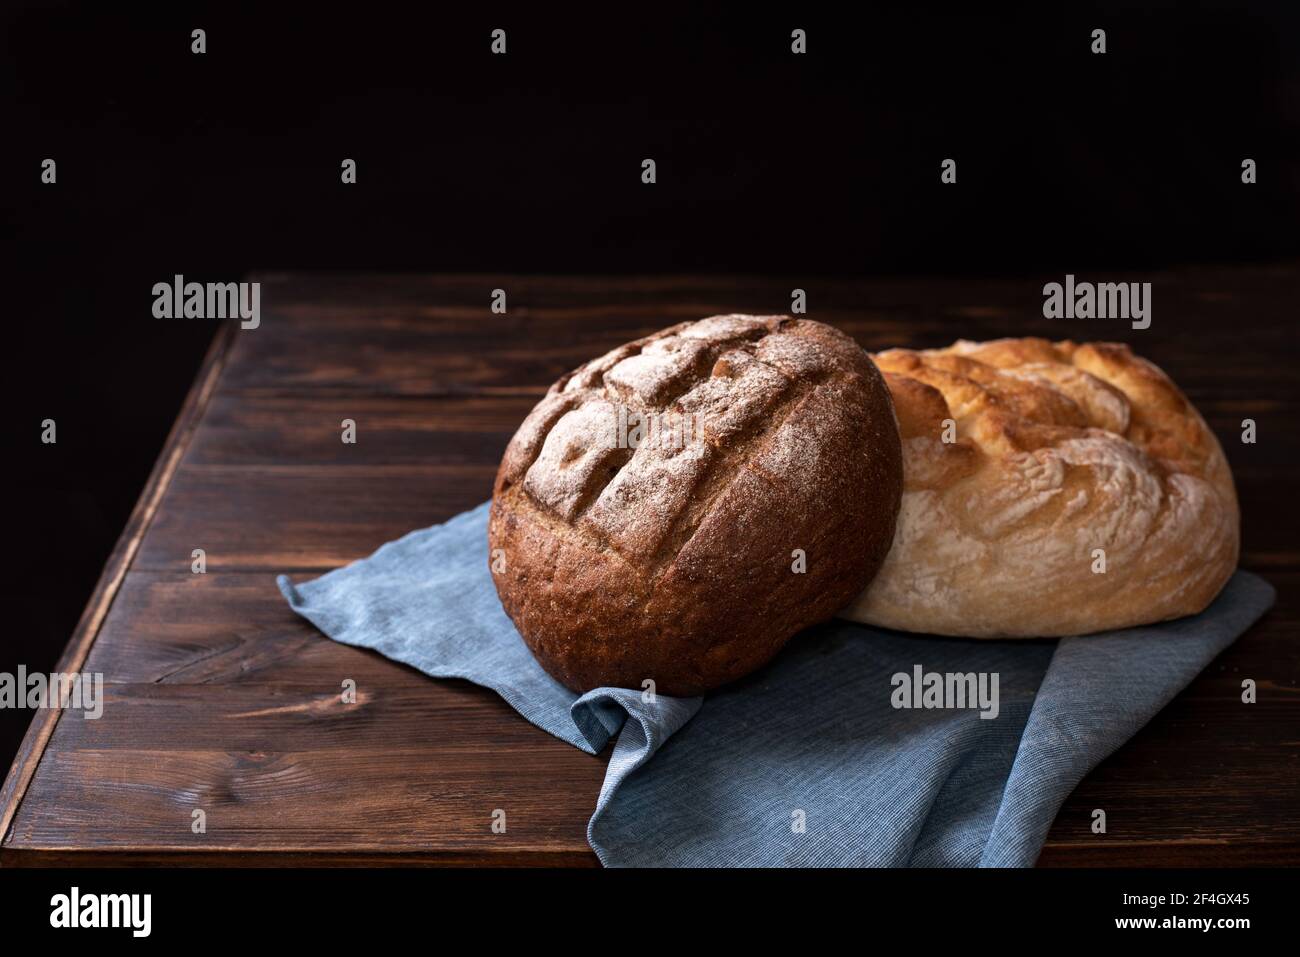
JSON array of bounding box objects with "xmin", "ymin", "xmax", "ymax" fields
[
  {"xmin": 843, "ymin": 337, "xmax": 1239, "ymax": 637},
  {"xmin": 489, "ymin": 315, "xmax": 903, "ymax": 695}
]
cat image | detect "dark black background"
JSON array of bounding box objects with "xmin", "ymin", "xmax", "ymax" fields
[{"xmin": 1, "ymin": 1, "xmax": 1297, "ymax": 772}]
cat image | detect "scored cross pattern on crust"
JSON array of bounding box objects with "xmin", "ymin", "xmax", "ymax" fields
[{"xmin": 490, "ymin": 315, "xmax": 902, "ymax": 695}]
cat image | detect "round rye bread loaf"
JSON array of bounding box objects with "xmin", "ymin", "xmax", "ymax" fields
[{"xmin": 488, "ymin": 314, "xmax": 903, "ymax": 696}]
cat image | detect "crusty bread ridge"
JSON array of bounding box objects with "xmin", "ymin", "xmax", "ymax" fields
[
  {"xmin": 489, "ymin": 314, "xmax": 903, "ymax": 695},
  {"xmin": 842, "ymin": 337, "xmax": 1239, "ymax": 637}
]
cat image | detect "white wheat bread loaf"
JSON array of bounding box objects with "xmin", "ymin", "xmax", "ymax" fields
[{"xmin": 843, "ymin": 337, "xmax": 1239, "ymax": 637}]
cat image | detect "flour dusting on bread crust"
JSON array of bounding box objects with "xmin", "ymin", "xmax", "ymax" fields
[{"xmin": 490, "ymin": 315, "xmax": 903, "ymax": 695}]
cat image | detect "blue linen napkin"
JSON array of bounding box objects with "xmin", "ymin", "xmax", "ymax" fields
[{"xmin": 278, "ymin": 502, "xmax": 1275, "ymax": 867}]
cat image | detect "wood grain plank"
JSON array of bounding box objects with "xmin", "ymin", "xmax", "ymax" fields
[
  {"xmin": 221, "ymin": 268, "xmax": 1300, "ymax": 398},
  {"xmin": 0, "ymin": 322, "xmax": 236, "ymax": 852},
  {"xmin": 219, "ymin": 312, "xmax": 1300, "ymax": 400},
  {"xmin": 185, "ymin": 394, "xmax": 530, "ymax": 467},
  {"xmin": 82, "ymin": 572, "xmax": 418, "ymax": 685},
  {"xmin": 0, "ymin": 848, "xmax": 598, "ymax": 867},
  {"xmin": 132, "ymin": 465, "xmax": 495, "ymax": 571},
  {"xmin": 7, "ymin": 746, "xmax": 603, "ymax": 857},
  {"xmin": 33, "ymin": 682, "xmax": 593, "ymax": 752}
]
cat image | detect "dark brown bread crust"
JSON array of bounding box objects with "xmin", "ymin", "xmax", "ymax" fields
[{"xmin": 488, "ymin": 315, "xmax": 902, "ymax": 696}]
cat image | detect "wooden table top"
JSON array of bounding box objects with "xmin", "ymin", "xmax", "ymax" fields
[{"xmin": 3, "ymin": 269, "xmax": 1296, "ymax": 866}]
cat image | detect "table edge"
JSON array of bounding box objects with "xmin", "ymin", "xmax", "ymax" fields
[
  {"xmin": 0, "ymin": 322, "xmax": 236, "ymax": 850},
  {"xmin": 0, "ymin": 846, "xmax": 600, "ymax": 868}
]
